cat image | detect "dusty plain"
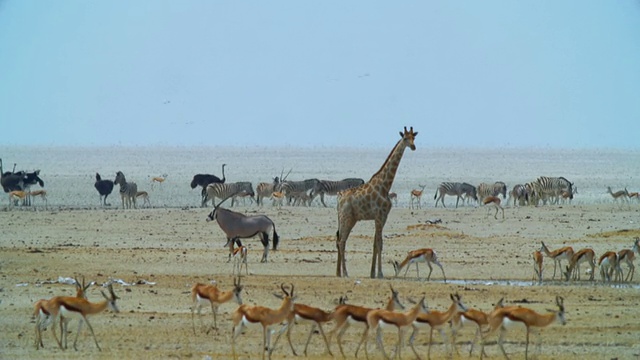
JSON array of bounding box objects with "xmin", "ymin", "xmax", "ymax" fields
[{"xmin": 1, "ymin": 202, "xmax": 640, "ymax": 359}]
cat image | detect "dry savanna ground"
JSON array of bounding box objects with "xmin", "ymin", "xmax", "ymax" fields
[{"xmin": 1, "ymin": 202, "xmax": 640, "ymax": 359}]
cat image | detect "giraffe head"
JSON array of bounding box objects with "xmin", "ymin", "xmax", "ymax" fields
[{"xmin": 399, "ymin": 126, "xmax": 418, "ymax": 151}]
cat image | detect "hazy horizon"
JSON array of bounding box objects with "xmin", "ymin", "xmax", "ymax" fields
[{"xmin": 1, "ymin": 2, "xmax": 639, "ymax": 149}]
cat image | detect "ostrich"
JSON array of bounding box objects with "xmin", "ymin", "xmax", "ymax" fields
[
  {"xmin": 1, "ymin": 159, "xmax": 21, "ymax": 193},
  {"xmin": 191, "ymin": 163, "xmax": 227, "ymax": 203},
  {"xmin": 95, "ymin": 173, "xmax": 115, "ymax": 206}
]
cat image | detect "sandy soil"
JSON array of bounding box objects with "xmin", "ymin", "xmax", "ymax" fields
[{"xmin": 1, "ymin": 202, "xmax": 639, "ymax": 359}]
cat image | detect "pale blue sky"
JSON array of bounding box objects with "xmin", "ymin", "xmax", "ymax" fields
[{"xmin": 1, "ymin": 1, "xmax": 639, "ymax": 148}]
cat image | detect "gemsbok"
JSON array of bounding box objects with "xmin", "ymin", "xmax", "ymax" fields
[{"xmin": 206, "ymin": 195, "xmax": 279, "ymax": 263}]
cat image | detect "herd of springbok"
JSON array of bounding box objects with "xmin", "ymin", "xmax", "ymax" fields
[{"xmin": 534, "ymin": 238, "xmax": 640, "ymax": 284}]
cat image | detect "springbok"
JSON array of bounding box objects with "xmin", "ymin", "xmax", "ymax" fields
[
  {"xmin": 136, "ymin": 191, "xmax": 151, "ymax": 208},
  {"xmin": 206, "ymin": 195, "xmax": 279, "ymax": 263},
  {"xmin": 29, "ymin": 189, "xmax": 48, "ymax": 208},
  {"xmin": 150, "ymin": 174, "xmax": 168, "ymax": 189},
  {"xmin": 607, "ymin": 186, "xmax": 629, "ymax": 203},
  {"xmin": 482, "ymin": 195, "xmax": 504, "ymax": 219},
  {"xmin": 410, "ymin": 184, "xmax": 426, "ymax": 209}
]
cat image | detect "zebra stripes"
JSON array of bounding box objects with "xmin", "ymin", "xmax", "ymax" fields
[
  {"xmin": 275, "ymin": 178, "xmax": 319, "ymax": 205},
  {"xmin": 203, "ymin": 181, "xmax": 255, "ymax": 207},
  {"xmin": 114, "ymin": 171, "xmax": 138, "ymax": 209},
  {"xmin": 532, "ymin": 176, "xmax": 573, "ymax": 205},
  {"xmin": 434, "ymin": 182, "xmax": 477, "ymax": 208},
  {"xmin": 310, "ymin": 178, "xmax": 365, "ymax": 207},
  {"xmin": 508, "ymin": 184, "xmax": 529, "ymax": 207},
  {"xmin": 477, "ymin": 181, "xmax": 507, "ymax": 202}
]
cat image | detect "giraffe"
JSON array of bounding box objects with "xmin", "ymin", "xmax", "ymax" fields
[{"xmin": 336, "ymin": 126, "xmax": 418, "ymax": 278}]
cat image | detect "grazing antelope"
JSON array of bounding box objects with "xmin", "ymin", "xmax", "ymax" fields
[
  {"xmin": 392, "ymin": 248, "xmax": 447, "ymax": 282},
  {"xmin": 135, "ymin": 191, "xmax": 151, "ymax": 208},
  {"xmin": 598, "ymin": 251, "xmax": 622, "ymax": 282},
  {"xmin": 539, "ymin": 242, "xmax": 574, "ymax": 280},
  {"xmin": 51, "ymin": 283, "xmax": 119, "ymax": 351},
  {"xmin": 480, "ymin": 296, "xmax": 566, "ymax": 360},
  {"xmin": 150, "ymin": 174, "xmax": 168, "ymax": 189},
  {"xmin": 563, "ymin": 248, "xmax": 596, "ymax": 281},
  {"xmin": 482, "ymin": 195, "xmax": 504, "ymax": 219},
  {"xmin": 232, "ymin": 243, "xmax": 249, "ymax": 276},
  {"xmin": 533, "ymin": 250, "xmax": 543, "ymax": 285},
  {"xmin": 388, "ymin": 192, "xmax": 398, "ymax": 206},
  {"xmin": 358, "ymin": 296, "xmax": 429, "ymax": 360},
  {"xmin": 329, "ymin": 285, "xmax": 405, "ymax": 358},
  {"xmin": 607, "ymin": 186, "xmax": 629, "ymax": 203},
  {"xmin": 450, "ymin": 298, "xmax": 507, "ymax": 357},
  {"xmin": 9, "ymin": 190, "xmax": 27, "ymax": 206},
  {"xmin": 409, "ymin": 293, "xmax": 468, "ymax": 360},
  {"xmin": 618, "ymin": 237, "xmax": 640, "ymax": 281},
  {"xmin": 191, "ymin": 278, "xmax": 243, "ymax": 334},
  {"xmin": 33, "ymin": 278, "xmax": 91, "ymax": 349},
  {"xmin": 231, "ymin": 283, "xmax": 296, "ymax": 360},
  {"xmin": 410, "ymin": 184, "xmax": 426, "ymax": 209}
]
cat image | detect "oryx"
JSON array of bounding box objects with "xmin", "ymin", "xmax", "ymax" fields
[{"xmin": 206, "ymin": 195, "xmax": 280, "ymax": 262}]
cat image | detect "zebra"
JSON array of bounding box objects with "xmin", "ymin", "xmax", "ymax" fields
[
  {"xmin": 203, "ymin": 181, "xmax": 255, "ymax": 207},
  {"xmin": 434, "ymin": 182, "xmax": 477, "ymax": 208},
  {"xmin": 507, "ymin": 184, "xmax": 529, "ymax": 207},
  {"xmin": 114, "ymin": 171, "xmax": 138, "ymax": 209},
  {"xmin": 533, "ymin": 176, "xmax": 573, "ymax": 205},
  {"xmin": 477, "ymin": 181, "xmax": 507, "ymax": 203},
  {"xmin": 276, "ymin": 178, "xmax": 319, "ymax": 205},
  {"xmin": 310, "ymin": 178, "xmax": 365, "ymax": 207}
]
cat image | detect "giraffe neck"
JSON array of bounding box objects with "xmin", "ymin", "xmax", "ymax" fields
[{"xmin": 368, "ymin": 139, "xmax": 406, "ymax": 194}]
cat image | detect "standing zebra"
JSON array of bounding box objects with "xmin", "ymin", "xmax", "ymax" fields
[
  {"xmin": 114, "ymin": 171, "xmax": 138, "ymax": 209},
  {"xmin": 203, "ymin": 182, "xmax": 255, "ymax": 207},
  {"xmin": 533, "ymin": 176, "xmax": 573, "ymax": 205},
  {"xmin": 276, "ymin": 178, "xmax": 319, "ymax": 206},
  {"xmin": 508, "ymin": 184, "xmax": 529, "ymax": 207},
  {"xmin": 434, "ymin": 182, "xmax": 477, "ymax": 208},
  {"xmin": 310, "ymin": 178, "xmax": 365, "ymax": 207},
  {"xmin": 477, "ymin": 181, "xmax": 507, "ymax": 202}
]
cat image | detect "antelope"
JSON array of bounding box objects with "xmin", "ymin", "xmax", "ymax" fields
[
  {"xmin": 410, "ymin": 184, "xmax": 426, "ymax": 209},
  {"xmin": 191, "ymin": 278, "xmax": 243, "ymax": 334},
  {"xmin": 539, "ymin": 242, "xmax": 574, "ymax": 280},
  {"xmin": 598, "ymin": 251, "xmax": 622, "ymax": 282},
  {"xmin": 563, "ymin": 248, "xmax": 596, "ymax": 281},
  {"xmin": 150, "ymin": 174, "xmax": 168, "ymax": 189},
  {"xmin": 482, "ymin": 195, "xmax": 504, "ymax": 219},
  {"xmin": 450, "ymin": 298, "xmax": 507, "ymax": 357},
  {"xmin": 206, "ymin": 195, "xmax": 279, "ymax": 263},
  {"xmin": 388, "ymin": 192, "xmax": 398, "ymax": 206},
  {"xmin": 8, "ymin": 190, "xmax": 27, "ymax": 206},
  {"xmin": 135, "ymin": 191, "xmax": 151, "ymax": 208},
  {"xmin": 358, "ymin": 296, "xmax": 429, "ymax": 360},
  {"xmin": 329, "ymin": 285, "xmax": 405, "ymax": 358},
  {"xmin": 232, "ymin": 243, "xmax": 249, "ymax": 276},
  {"xmin": 33, "ymin": 278, "xmax": 91, "ymax": 349},
  {"xmin": 480, "ymin": 296, "xmax": 566, "ymax": 360},
  {"xmin": 270, "ymin": 191, "xmax": 286, "ymax": 207},
  {"xmin": 29, "ymin": 189, "xmax": 48, "ymax": 207},
  {"xmin": 618, "ymin": 237, "xmax": 640, "ymax": 281},
  {"xmin": 533, "ymin": 250, "xmax": 543, "ymax": 285},
  {"xmin": 273, "ymin": 301, "xmax": 337, "ymax": 357},
  {"xmin": 409, "ymin": 293, "xmax": 468, "ymax": 360},
  {"xmin": 392, "ymin": 248, "xmax": 447, "ymax": 282},
  {"xmin": 50, "ymin": 283, "xmax": 119, "ymax": 351},
  {"xmin": 607, "ymin": 186, "xmax": 629, "ymax": 203},
  {"xmin": 628, "ymin": 191, "xmax": 639, "ymax": 201},
  {"xmin": 231, "ymin": 283, "xmax": 296, "ymax": 360}
]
